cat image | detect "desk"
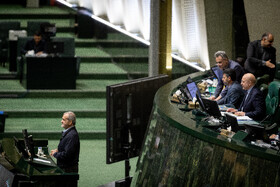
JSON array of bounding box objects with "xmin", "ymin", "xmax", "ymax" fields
[
  {"xmin": 0, "ymin": 138, "xmax": 79, "ymax": 187},
  {"xmin": 22, "ymin": 56, "xmax": 78, "ymax": 89},
  {"xmin": 8, "ymin": 40, "xmax": 17, "ymax": 72},
  {"xmin": 131, "ymin": 71, "xmax": 280, "ymax": 187}
]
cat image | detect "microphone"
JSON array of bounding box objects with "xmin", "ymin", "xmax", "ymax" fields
[{"xmin": 259, "ymin": 114, "xmax": 272, "ymax": 125}]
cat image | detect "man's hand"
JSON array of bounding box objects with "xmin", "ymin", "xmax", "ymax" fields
[
  {"xmin": 35, "ymin": 51, "xmax": 44, "ymax": 56},
  {"xmin": 265, "ymin": 60, "xmax": 275, "ymax": 68},
  {"xmin": 270, "ymin": 134, "xmax": 277, "ymax": 139},
  {"xmin": 214, "ymin": 95, "xmax": 221, "ymax": 101},
  {"xmin": 209, "ymin": 96, "xmax": 216, "ymax": 100},
  {"xmin": 234, "ymin": 111, "xmax": 245, "ymax": 116},
  {"xmin": 50, "ymin": 149, "xmax": 58, "ymax": 156},
  {"xmin": 226, "ymin": 108, "xmax": 237, "ymax": 113}
]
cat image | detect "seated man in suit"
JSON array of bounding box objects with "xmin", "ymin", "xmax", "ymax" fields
[
  {"xmin": 217, "ymin": 68, "xmax": 244, "ymax": 108},
  {"xmin": 21, "ymin": 30, "xmax": 46, "ymax": 56},
  {"xmin": 227, "ymin": 73, "xmax": 266, "ymax": 121}
]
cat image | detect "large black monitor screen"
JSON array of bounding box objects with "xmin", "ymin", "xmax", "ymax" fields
[
  {"xmin": 46, "ymin": 41, "xmax": 64, "ymax": 55},
  {"xmin": 186, "ymin": 82, "xmax": 198, "ymax": 101},
  {"xmin": 106, "ymin": 75, "xmax": 170, "ymax": 164},
  {"xmin": 201, "ymin": 98, "xmax": 222, "ymax": 118}
]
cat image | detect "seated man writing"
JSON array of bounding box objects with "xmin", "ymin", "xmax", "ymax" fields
[
  {"xmin": 227, "ymin": 73, "xmax": 266, "ymax": 121},
  {"xmin": 217, "ymin": 68, "xmax": 244, "ymax": 108},
  {"xmin": 21, "ymin": 31, "xmax": 46, "ymax": 56}
]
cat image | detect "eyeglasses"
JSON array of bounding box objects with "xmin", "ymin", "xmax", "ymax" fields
[{"xmin": 267, "ymin": 40, "xmax": 274, "ymax": 43}]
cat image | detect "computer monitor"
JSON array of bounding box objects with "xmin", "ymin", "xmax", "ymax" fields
[
  {"xmin": 45, "ymin": 41, "xmax": 64, "ymax": 55},
  {"xmin": 201, "ymin": 98, "xmax": 222, "ymax": 118},
  {"xmin": 186, "ymin": 82, "xmax": 199, "ymax": 101},
  {"xmin": 22, "ymin": 129, "xmax": 35, "ymax": 159},
  {"xmin": 244, "ymin": 124, "xmax": 268, "ymax": 141},
  {"xmin": 196, "ymin": 90, "xmax": 206, "ymax": 111},
  {"xmin": 13, "ymin": 136, "xmax": 29, "ymax": 159},
  {"xmin": 181, "ymin": 77, "xmax": 201, "ymax": 101},
  {"xmin": 225, "ymin": 113, "xmax": 240, "ymax": 132}
]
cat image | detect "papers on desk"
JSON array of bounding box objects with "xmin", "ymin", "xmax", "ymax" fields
[
  {"xmin": 219, "ymin": 104, "xmax": 235, "ymax": 112},
  {"xmin": 235, "ymin": 115, "xmax": 253, "ymax": 121},
  {"xmin": 221, "ymin": 112, "xmax": 252, "ymax": 120},
  {"xmin": 222, "ymin": 112, "xmax": 259, "ymax": 125},
  {"xmin": 33, "ymin": 158, "xmax": 51, "ymax": 164}
]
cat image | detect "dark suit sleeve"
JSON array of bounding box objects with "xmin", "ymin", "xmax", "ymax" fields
[
  {"xmin": 271, "ymin": 48, "xmax": 276, "ymax": 64},
  {"xmin": 53, "ymin": 134, "xmax": 79, "ymax": 161},
  {"xmin": 233, "ymin": 65, "xmax": 244, "ymax": 83},
  {"xmin": 246, "ymin": 42, "xmax": 263, "ymax": 68},
  {"xmin": 245, "ymin": 91, "xmax": 266, "ymax": 120},
  {"xmin": 217, "ymin": 97, "xmax": 224, "ymax": 105},
  {"xmin": 226, "ymin": 87, "xmax": 242, "ymax": 107},
  {"xmin": 214, "ymin": 79, "xmax": 224, "ymax": 98}
]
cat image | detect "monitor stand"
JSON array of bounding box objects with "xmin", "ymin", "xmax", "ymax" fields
[{"xmin": 114, "ymin": 146, "xmax": 132, "ymax": 187}]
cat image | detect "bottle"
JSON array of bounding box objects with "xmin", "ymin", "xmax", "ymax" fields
[{"xmin": 213, "ymin": 78, "xmax": 218, "ymax": 87}]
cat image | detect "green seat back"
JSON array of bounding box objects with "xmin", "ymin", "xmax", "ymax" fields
[
  {"xmin": 266, "ymin": 81, "xmax": 280, "ymax": 117},
  {"xmin": 256, "ymin": 74, "xmax": 269, "ymax": 88}
]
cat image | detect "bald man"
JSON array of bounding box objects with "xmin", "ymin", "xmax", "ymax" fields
[
  {"xmin": 227, "ymin": 73, "xmax": 266, "ymax": 121},
  {"xmin": 244, "ymin": 32, "xmax": 276, "ymax": 82}
]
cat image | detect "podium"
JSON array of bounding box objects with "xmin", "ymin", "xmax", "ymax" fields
[{"xmin": 0, "ymin": 138, "xmax": 79, "ymax": 187}]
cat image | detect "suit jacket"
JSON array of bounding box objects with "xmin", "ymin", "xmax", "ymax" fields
[
  {"xmin": 244, "ymin": 40, "xmax": 276, "ymax": 81},
  {"xmin": 22, "ymin": 39, "xmax": 46, "ymax": 55},
  {"xmin": 217, "ymin": 81, "xmax": 244, "ymax": 108},
  {"xmin": 214, "ymin": 60, "xmax": 245, "ymax": 98},
  {"xmin": 238, "ymin": 86, "xmax": 266, "ymax": 120},
  {"xmin": 54, "ymin": 126, "xmax": 80, "ymax": 170}
]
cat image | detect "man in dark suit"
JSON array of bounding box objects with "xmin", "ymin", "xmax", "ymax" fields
[
  {"xmin": 244, "ymin": 32, "xmax": 276, "ymax": 82},
  {"xmin": 51, "ymin": 111, "xmax": 80, "ymax": 173},
  {"xmin": 217, "ymin": 68, "xmax": 244, "ymax": 108},
  {"xmin": 227, "ymin": 73, "xmax": 266, "ymax": 121},
  {"xmin": 210, "ymin": 51, "xmax": 244, "ymax": 101},
  {"xmin": 21, "ymin": 30, "xmax": 46, "ymax": 56}
]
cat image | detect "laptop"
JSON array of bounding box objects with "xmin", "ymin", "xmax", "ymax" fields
[
  {"xmin": 186, "ymin": 81, "xmax": 199, "ymax": 101},
  {"xmin": 201, "ymin": 98, "xmax": 222, "ymax": 118},
  {"xmin": 181, "ymin": 77, "xmax": 201, "ymax": 101},
  {"xmin": 244, "ymin": 123, "xmax": 268, "ymax": 141},
  {"xmin": 225, "ymin": 113, "xmax": 240, "ymax": 132}
]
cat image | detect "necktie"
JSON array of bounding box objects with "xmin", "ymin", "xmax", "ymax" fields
[{"xmin": 241, "ymin": 91, "xmax": 250, "ymax": 111}]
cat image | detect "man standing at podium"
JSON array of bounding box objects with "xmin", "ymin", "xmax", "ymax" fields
[{"xmin": 51, "ymin": 111, "xmax": 80, "ymax": 173}]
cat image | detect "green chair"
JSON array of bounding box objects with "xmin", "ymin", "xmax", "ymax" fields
[
  {"xmin": 256, "ymin": 74, "xmax": 269, "ymax": 87},
  {"xmin": 265, "ymin": 81, "xmax": 280, "ymax": 121},
  {"xmin": 264, "ymin": 81, "xmax": 280, "ymax": 134},
  {"xmin": 256, "ymin": 74, "xmax": 269, "ymax": 98}
]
